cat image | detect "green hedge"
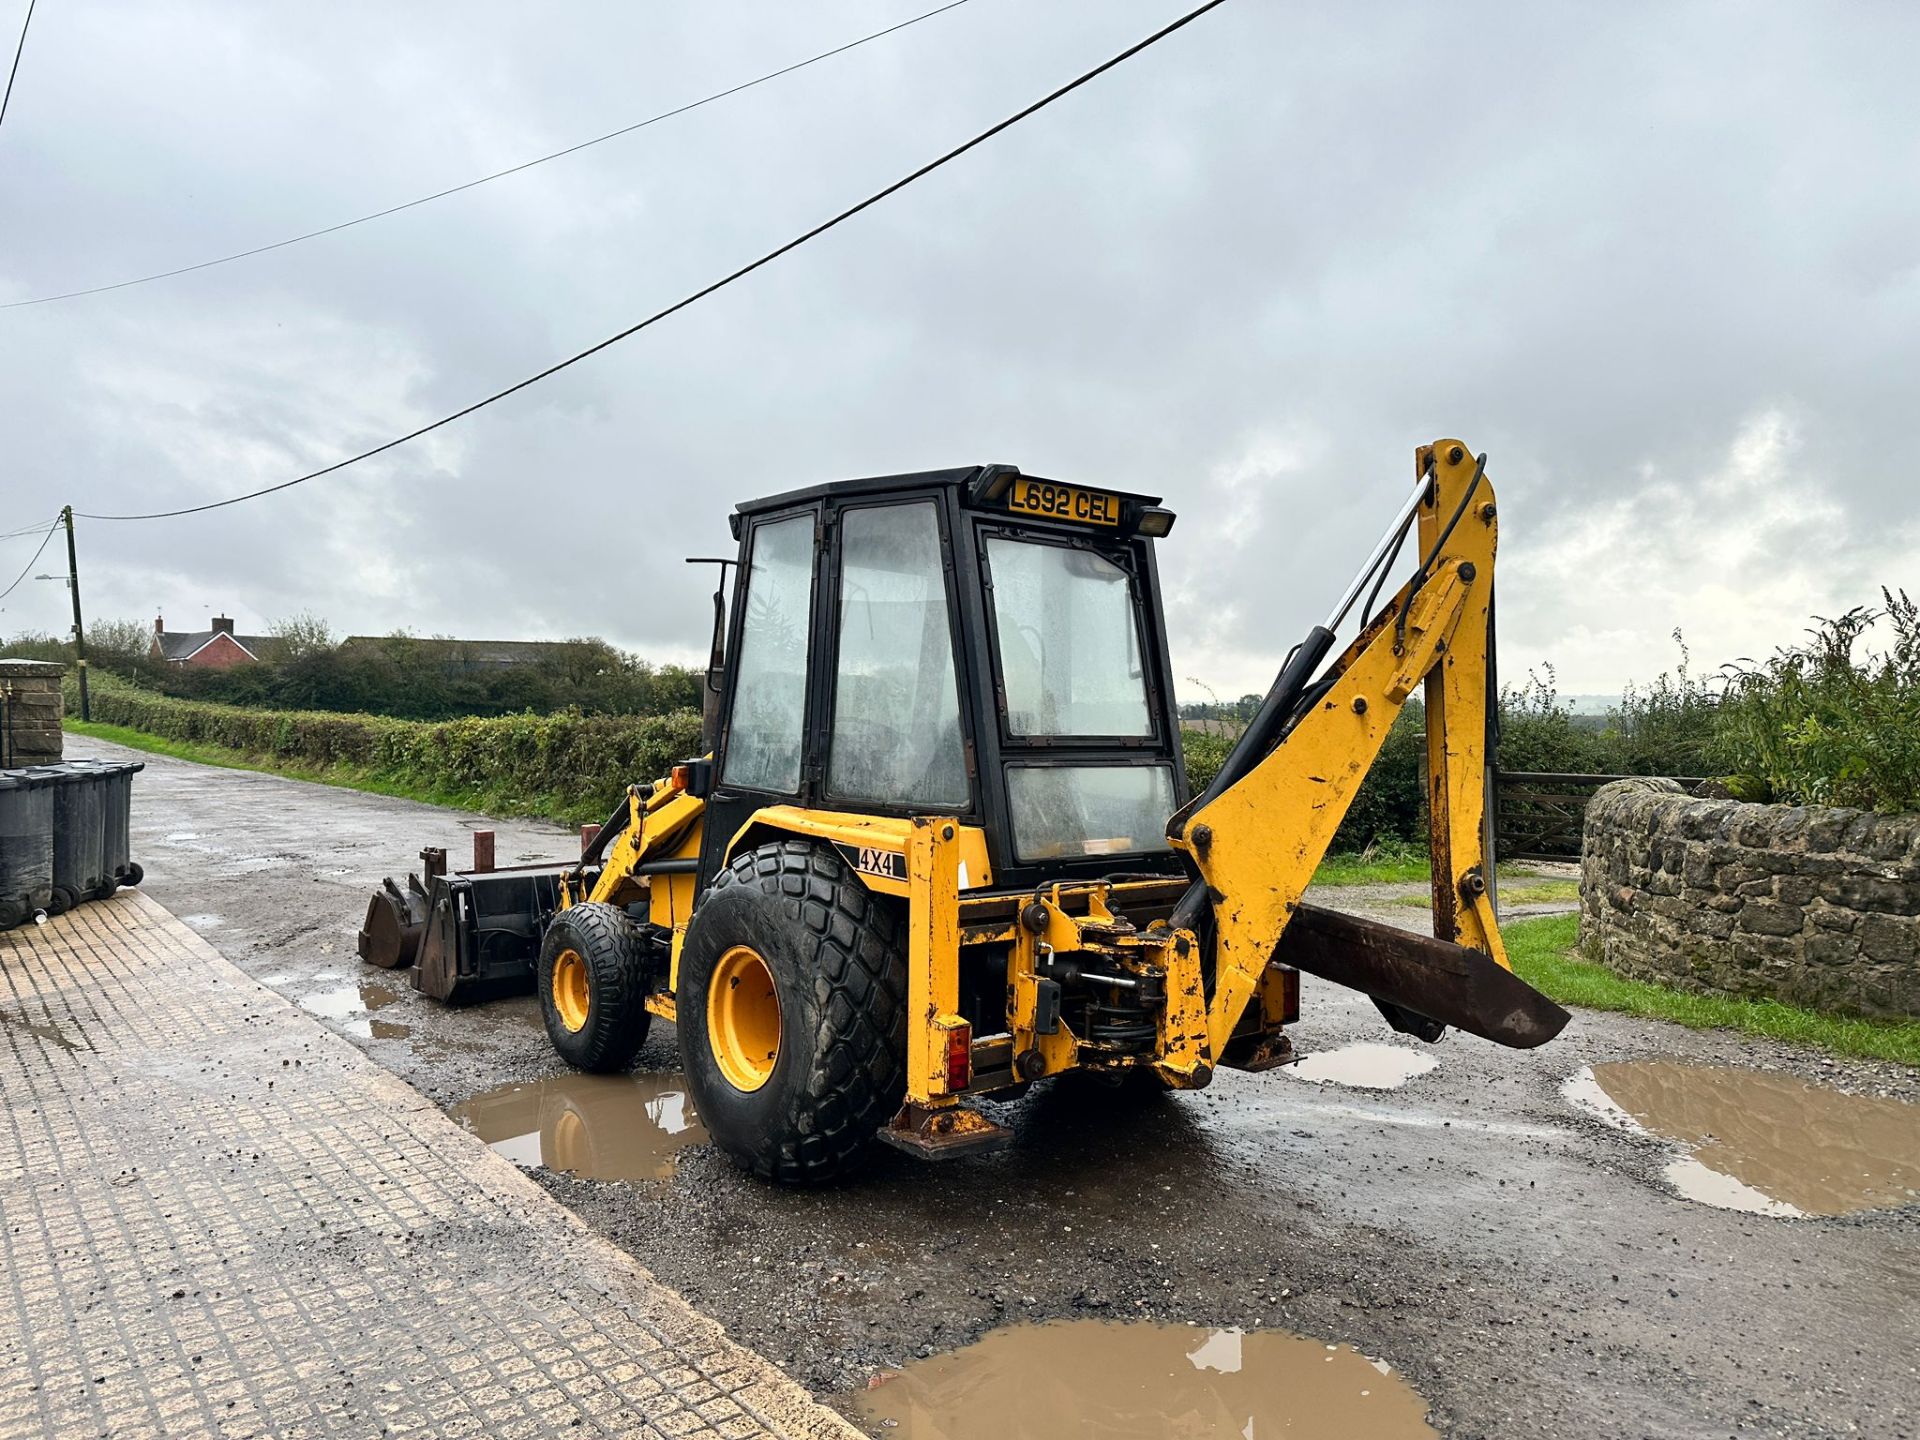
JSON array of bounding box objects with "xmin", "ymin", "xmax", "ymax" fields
[
  {"xmin": 74, "ymin": 674, "xmax": 704, "ymax": 823},
  {"xmin": 72, "ymin": 673, "xmax": 1383, "ymax": 838},
  {"xmin": 64, "ymin": 674, "xmax": 1461, "ymax": 854},
  {"xmin": 1180, "ymin": 707, "xmax": 1426, "ymax": 852}
]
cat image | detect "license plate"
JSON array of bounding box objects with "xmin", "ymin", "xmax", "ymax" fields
[{"xmin": 1006, "ymin": 479, "xmax": 1120, "ymax": 527}]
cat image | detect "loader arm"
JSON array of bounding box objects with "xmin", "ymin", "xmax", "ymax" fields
[{"xmin": 1167, "ymin": 440, "xmax": 1561, "ymax": 1056}]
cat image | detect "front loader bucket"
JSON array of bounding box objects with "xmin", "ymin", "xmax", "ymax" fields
[
  {"xmin": 411, "ymin": 864, "xmax": 567, "ymax": 1005},
  {"xmin": 1275, "ymin": 903, "xmax": 1569, "ymax": 1050}
]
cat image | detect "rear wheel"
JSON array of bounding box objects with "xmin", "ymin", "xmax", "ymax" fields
[
  {"xmin": 539, "ymin": 902, "xmax": 652, "ymax": 1073},
  {"xmin": 680, "ymin": 840, "xmax": 908, "ymax": 1185}
]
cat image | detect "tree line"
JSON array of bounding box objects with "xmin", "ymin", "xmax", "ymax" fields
[
  {"xmin": 2, "ymin": 615, "xmax": 703, "ymax": 722},
  {"xmin": 10, "ymin": 587, "xmax": 1914, "ymax": 828},
  {"xmin": 1183, "ymin": 587, "xmax": 1920, "ymax": 849}
]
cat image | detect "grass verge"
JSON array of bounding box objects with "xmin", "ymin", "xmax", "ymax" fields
[
  {"xmin": 64, "ymin": 719, "xmax": 567, "ymax": 822},
  {"xmin": 1393, "ymin": 879, "xmax": 1580, "ymax": 908},
  {"xmin": 1313, "ymin": 845, "xmax": 1545, "ymax": 888},
  {"xmin": 1505, "ymin": 913, "xmax": 1920, "ymax": 1066}
]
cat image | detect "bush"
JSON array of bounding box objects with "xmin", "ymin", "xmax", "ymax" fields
[
  {"xmin": 1180, "ymin": 701, "xmax": 1426, "ymax": 852},
  {"xmin": 1607, "ymin": 635, "xmax": 1721, "ymax": 777},
  {"xmin": 1179, "ymin": 729, "xmax": 1233, "ymax": 792},
  {"xmin": 1711, "ymin": 589, "xmax": 1920, "ymax": 813},
  {"xmin": 73, "ymin": 673, "xmax": 704, "ymax": 824}
]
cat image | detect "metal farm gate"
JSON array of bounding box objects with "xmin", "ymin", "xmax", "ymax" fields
[{"xmin": 1491, "ymin": 771, "xmax": 1705, "ymax": 862}]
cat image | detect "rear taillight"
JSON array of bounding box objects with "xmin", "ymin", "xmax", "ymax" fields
[{"xmin": 944, "ymin": 1023, "xmax": 973, "ymax": 1092}]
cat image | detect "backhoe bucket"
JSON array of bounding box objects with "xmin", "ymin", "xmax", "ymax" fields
[{"xmin": 1274, "ymin": 903, "xmax": 1569, "ymax": 1050}]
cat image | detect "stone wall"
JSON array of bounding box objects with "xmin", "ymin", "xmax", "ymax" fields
[
  {"xmin": 1580, "ymin": 778, "xmax": 1920, "ymax": 1018},
  {"xmin": 0, "ymin": 659, "xmax": 65, "ymax": 766}
]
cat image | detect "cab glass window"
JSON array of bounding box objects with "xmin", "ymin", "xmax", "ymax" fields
[
  {"xmin": 1005, "ymin": 764, "xmax": 1175, "ymax": 861},
  {"xmin": 985, "ymin": 536, "xmax": 1151, "ymax": 738},
  {"xmin": 828, "ymin": 503, "xmax": 968, "ymax": 807},
  {"xmin": 722, "ymin": 513, "xmax": 814, "ymax": 793}
]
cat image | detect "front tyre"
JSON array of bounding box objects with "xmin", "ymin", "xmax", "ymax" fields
[
  {"xmin": 680, "ymin": 840, "xmax": 908, "ymax": 1185},
  {"xmin": 539, "ymin": 902, "xmax": 652, "ymax": 1073}
]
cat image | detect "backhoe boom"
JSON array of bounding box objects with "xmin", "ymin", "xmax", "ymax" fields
[{"xmin": 1166, "ymin": 440, "xmax": 1566, "ymax": 1055}]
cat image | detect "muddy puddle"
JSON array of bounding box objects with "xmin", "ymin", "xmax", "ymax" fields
[
  {"xmin": 449, "ymin": 1072, "xmax": 706, "ymax": 1181},
  {"xmin": 295, "ymin": 976, "xmax": 411, "ymax": 1040},
  {"xmin": 851, "ymin": 1319, "xmax": 1433, "ymax": 1438},
  {"xmin": 1565, "ymin": 1060, "xmax": 1920, "ymax": 1217},
  {"xmin": 1286, "ymin": 1043, "xmax": 1437, "ymax": 1091}
]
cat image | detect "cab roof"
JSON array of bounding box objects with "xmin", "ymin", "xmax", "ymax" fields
[{"xmin": 732, "ymin": 465, "xmax": 1164, "ymax": 520}]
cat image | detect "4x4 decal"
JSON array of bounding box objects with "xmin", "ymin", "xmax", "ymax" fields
[{"xmin": 834, "ymin": 842, "xmax": 906, "ymax": 883}]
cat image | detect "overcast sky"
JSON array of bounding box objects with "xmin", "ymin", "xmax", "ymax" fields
[{"xmin": 3, "ymin": 0, "xmax": 1915, "ymax": 698}]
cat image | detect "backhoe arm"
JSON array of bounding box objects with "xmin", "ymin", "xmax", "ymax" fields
[{"xmin": 1167, "ymin": 440, "xmax": 1563, "ymax": 1056}]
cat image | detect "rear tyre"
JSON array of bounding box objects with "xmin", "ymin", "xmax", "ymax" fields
[
  {"xmin": 123, "ymin": 863, "xmax": 144, "ymax": 888},
  {"xmin": 46, "ymin": 886, "xmax": 75, "ymax": 917},
  {"xmin": 539, "ymin": 902, "xmax": 652, "ymax": 1073},
  {"xmin": 680, "ymin": 840, "xmax": 907, "ymax": 1185}
]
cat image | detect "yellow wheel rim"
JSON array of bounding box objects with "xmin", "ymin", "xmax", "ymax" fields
[
  {"xmin": 708, "ymin": 945, "xmax": 781, "ymax": 1093},
  {"xmin": 550, "ymin": 1104, "xmax": 591, "ymax": 1174},
  {"xmin": 552, "ymin": 948, "xmax": 591, "ymax": 1033}
]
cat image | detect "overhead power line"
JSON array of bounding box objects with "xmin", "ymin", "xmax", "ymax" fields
[
  {"xmin": 0, "ymin": 518, "xmax": 58, "ymax": 601},
  {"xmin": 79, "ymin": 0, "xmax": 1233, "ymax": 524},
  {"xmin": 3, "ymin": 1, "xmax": 972, "ymax": 310},
  {"xmin": 0, "ymin": 515, "xmax": 62, "ymax": 541},
  {"xmin": 0, "ymin": 0, "xmax": 34, "ymax": 134}
]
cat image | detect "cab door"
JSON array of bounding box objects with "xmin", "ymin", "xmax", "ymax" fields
[
  {"xmin": 698, "ymin": 506, "xmax": 822, "ymax": 885},
  {"xmin": 815, "ymin": 497, "xmax": 975, "ymax": 821}
]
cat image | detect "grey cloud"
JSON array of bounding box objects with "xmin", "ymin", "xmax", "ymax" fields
[{"xmin": 2, "ymin": 0, "xmax": 1914, "ymax": 695}]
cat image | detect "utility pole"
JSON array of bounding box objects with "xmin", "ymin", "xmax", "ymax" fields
[{"xmin": 62, "ymin": 506, "xmax": 89, "ymax": 722}]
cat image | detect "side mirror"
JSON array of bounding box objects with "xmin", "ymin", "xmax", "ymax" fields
[{"xmin": 687, "ymin": 556, "xmax": 736, "ymax": 751}]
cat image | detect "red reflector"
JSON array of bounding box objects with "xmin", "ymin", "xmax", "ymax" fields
[{"xmin": 944, "ymin": 1023, "xmax": 972, "ymax": 1092}]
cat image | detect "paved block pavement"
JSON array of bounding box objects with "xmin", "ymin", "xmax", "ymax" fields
[{"xmin": 0, "ymin": 893, "xmax": 859, "ymax": 1440}]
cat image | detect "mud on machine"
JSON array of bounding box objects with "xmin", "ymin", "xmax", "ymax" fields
[{"xmin": 360, "ymin": 440, "xmax": 1567, "ymax": 1183}]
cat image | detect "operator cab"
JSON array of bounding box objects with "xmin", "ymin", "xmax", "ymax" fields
[{"xmin": 697, "ymin": 465, "xmax": 1185, "ymax": 894}]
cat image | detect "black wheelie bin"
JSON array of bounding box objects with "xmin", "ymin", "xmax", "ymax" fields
[{"xmin": 0, "ymin": 769, "xmax": 56, "ymax": 928}]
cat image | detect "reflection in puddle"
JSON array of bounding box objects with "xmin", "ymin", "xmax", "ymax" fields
[
  {"xmin": 1286, "ymin": 1043, "xmax": 1438, "ymax": 1091},
  {"xmin": 295, "ymin": 979, "xmax": 411, "ymax": 1040},
  {"xmin": 852, "ymin": 1320, "xmax": 1434, "ymax": 1438},
  {"xmin": 450, "ymin": 1072, "xmax": 706, "ymax": 1181},
  {"xmin": 1564, "ymin": 1061, "xmax": 1920, "ymax": 1217}
]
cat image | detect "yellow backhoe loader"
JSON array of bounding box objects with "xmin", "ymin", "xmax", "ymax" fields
[{"xmin": 361, "ymin": 439, "xmax": 1567, "ymax": 1183}]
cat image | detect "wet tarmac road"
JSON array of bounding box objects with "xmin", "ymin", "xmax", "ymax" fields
[{"xmin": 85, "ymin": 738, "xmax": 1920, "ymax": 1439}]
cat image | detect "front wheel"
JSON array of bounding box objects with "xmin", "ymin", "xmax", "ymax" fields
[
  {"xmin": 679, "ymin": 840, "xmax": 908, "ymax": 1185},
  {"xmin": 539, "ymin": 902, "xmax": 652, "ymax": 1073}
]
